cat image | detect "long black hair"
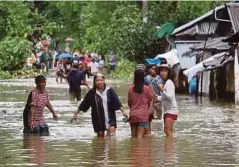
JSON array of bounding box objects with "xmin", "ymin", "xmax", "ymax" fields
[
  {"xmin": 93, "ymin": 73, "xmax": 106, "ymax": 90},
  {"xmin": 159, "ymin": 66, "xmax": 175, "ymax": 84},
  {"xmin": 133, "ymin": 69, "xmax": 144, "ymax": 94}
]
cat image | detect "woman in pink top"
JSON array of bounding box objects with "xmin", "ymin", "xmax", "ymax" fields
[{"xmin": 128, "ymin": 69, "xmax": 154, "ymax": 138}]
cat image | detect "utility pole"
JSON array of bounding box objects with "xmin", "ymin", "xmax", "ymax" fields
[{"xmin": 142, "ymin": 0, "xmax": 148, "ymax": 23}]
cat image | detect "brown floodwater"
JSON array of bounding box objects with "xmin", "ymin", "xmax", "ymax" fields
[{"xmin": 0, "ymin": 78, "xmax": 239, "ymax": 166}]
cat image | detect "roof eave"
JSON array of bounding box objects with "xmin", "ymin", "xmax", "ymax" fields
[{"xmin": 172, "ymin": 5, "xmax": 225, "ymax": 36}]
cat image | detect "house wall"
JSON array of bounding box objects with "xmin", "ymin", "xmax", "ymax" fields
[
  {"xmin": 175, "ymin": 41, "xmax": 202, "ymax": 69},
  {"xmin": 226, "ymin": 61, "xmax": 234, "ymax": 93}
]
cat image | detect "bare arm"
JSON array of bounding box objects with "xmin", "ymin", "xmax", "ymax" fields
[
  {"xmin": 30, "ymin": 105, "xmax": 36, "ymax": 129},
  {"xmin": 46, "ymin": 101, "xmax": 58, "ymax": 120}
]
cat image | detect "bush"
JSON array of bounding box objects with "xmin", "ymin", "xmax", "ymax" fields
[
  {"xmin": 111, "ymin": 59, "xmax": 136, "ymax": 81},
  {"xmin": 0, "ymin": 71, "xmax": 13, "ymax": 79},
  {"xmin": 0, "ymin": 37, "xmax": 32, "ymax": 71}
]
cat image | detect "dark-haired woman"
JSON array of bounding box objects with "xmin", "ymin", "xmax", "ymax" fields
[
  {"xmin": 71, "ymin": 73, "xmax": 126, "ymax": 137},
  {"xmin": 128, "ymin": 70, "xmax": 154, "ymax": 138},
  {"xmin": 158, "ymin": 64, "xmax": 179, "ymax": 137}
]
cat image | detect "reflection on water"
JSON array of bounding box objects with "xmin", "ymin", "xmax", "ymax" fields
[
  {"xmin": 130, "ymin": 138, "xmax": 154, "ymax": 167},
  {"xmin": 0, "ymin": 78, "xmax": 239, "ymax": 166},
  {"xmin": 23, "ymin": 135, "xmax": 46, "ymax": 166},
  {"xmin": 164, "ymin": 137, "xmax": 177, "ymax": 166}
]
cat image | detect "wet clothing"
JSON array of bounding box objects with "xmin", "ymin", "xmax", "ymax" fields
[
  {"xmin": 29, "ymin": 89, "xmax": 49, "ymax": 127},
  {"xmin": 69, "ymin": 87, "xmax": 82, "ymax": 101},
  {"xmin": 67, "ymin": 68, "xmax": 85, "ymax": 93},
  {"xmin": 78, "ymin": 87, "xmax": 122, "ymax": 133},
  {"xmin": 128, "ymin": 85, "xmax": 154, "ymax": 123},
  {"xmin": 164, "ymin": 113, "xmax": 178, "ymax": 121},
  {"xmin": 23, "ymin": 89, "xmax": 49, "ymax": 134},
  {"xmin": 23, "ymin": 124, "xmax": 49, "ymax": 135},
  {"xmin": 23, "ymin": 91, "xmax": 33, "ymax": 129},
  {"xmin": 67, "ymin": 68, "xmax": 85, "ymax": 101},
  {"xmin": 162, "ymin": 79, "xmax": 179, "ymax": 117},
  {"xmin": 139, "ymin": 122, "xmax": 149, "ymax": 128}
]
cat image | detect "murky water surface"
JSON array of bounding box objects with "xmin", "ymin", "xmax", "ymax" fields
[{"xmin": 0, "ymin": 78, "xmax": 239, "ymax": 166}]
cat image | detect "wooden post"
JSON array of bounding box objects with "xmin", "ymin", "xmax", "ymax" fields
[{"xmin": 234, "ymin": 45, "xmax": 239, "ymax": 107}]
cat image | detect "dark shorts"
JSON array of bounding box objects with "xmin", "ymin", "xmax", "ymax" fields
[
  {"xmin": 139, "ymin": 122, "xmax": 149, "ymax": 128},
  {"xmin": 69, "ymin": 87, "xmax": 81, "ymax": 101},
  {"xmin": 56, "ymin": 70, "xmax": 64, "ymax": 77},
  {"xmin": 23, "ymin": 124, "xmax": 49, "ymax": 135},
  {"xmin": 108, "ymin": 120, "xmax": 116, "ymax": 126},
  {"xmin": 164, "ymin": 113, "xmax": 178, "ymax": 121},
  {"xmin": 130, "ymin": 122, "xmax": 149, "ymax": 128}
]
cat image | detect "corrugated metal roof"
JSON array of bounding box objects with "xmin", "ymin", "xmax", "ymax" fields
[
  {"xmin": 203, "ymin": 52, "xmax": 233, "ymax": 70},
  {"xmin": 175, "ymin": 22, "xmax": 218, "ymax": 36},
  {"xmin": 175, "ymin": 25, "xmax": 197, "ymax": 36},
  {"xmin": 222, "ymin": 31, "xmax": 239, "ymax": 42},
  {"xmin": 175, "ymin": 41, "xmax": 202, "ymax": 69},
  {"xmin": 197, "ymin": 22, "xmax": 218, "ymax": 35},
  {"xmin": 190, "ymin": 37, "xmax": 230, "ymax": 51},
  {"xmin": 227, "ymin": 3, "xmax": 239, "ymax": 32},
  {"xmin": 172, "ymin": 5, "xmax": 224, "ymax": 35}
]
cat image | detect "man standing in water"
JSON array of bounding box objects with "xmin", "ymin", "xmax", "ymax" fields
[
  {"xmin": 67, "ymin": 62, "xmax": 89, "ymax": 101},
  {"xmin": 23, "ymin": 75, "xmax": 58, "ymax": 134}
]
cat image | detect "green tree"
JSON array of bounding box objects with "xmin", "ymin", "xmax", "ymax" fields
[{"xmin": 0, "ymin": 2, "xmax": 32, "ymax": 72}]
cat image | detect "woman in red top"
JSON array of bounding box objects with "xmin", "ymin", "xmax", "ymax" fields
[{"xmin": 128, "ymin": 69, "xmax": 154, "ymax": 138}]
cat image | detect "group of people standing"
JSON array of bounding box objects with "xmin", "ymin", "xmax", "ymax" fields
[
  {"xmin": 23, "ymin": 62, "xmax": 178, "ymax": 138},
  {"xmin": 55, "ymin": 49, "xmax": 117, "ymax": 82},
  {"xmin": 128, "ymin": 63, "xmax": 179, "ymax": 138}
]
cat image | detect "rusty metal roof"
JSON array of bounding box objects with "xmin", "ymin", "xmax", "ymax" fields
[{"xmin": 227, "ymin": 3, "xmax": 239, "ymax": 32}]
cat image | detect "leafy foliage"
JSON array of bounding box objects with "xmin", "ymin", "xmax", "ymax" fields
[
  {"xmin": 0, "ymin": 1, "xmax": 220, "ymax": 77},
  {"xmin": 0, "ymin": 37, "xmax": 32, "ymax": 71}
]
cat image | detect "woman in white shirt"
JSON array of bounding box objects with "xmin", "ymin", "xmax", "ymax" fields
[
  {"xmin": 89, "ymin": 58, "xmax": 99, "ymax": 75},
  {"xmin": 158, "ymin": 64, "xmax": 179, "ymax": 137}
]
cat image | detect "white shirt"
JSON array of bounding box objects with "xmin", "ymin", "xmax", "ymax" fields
[
  {"xmin": 90, "ymin": 62, "xmax": 99, "ymax": 73},
  {"xmin": 96, "ymin": 87, "xmax": 110, "ymax": 129},
  {"xmin": 162, "ymin": 79, "xmax": 179, "ymax": 115}
]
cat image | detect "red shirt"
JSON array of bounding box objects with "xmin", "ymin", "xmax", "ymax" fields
[
  {"xmin": 128, "ymin": 85, "xmax": 154, "ymax": 123},
  {"xmin": 85, "ymin": 57, "xmax": 92, "ymax": 68}
]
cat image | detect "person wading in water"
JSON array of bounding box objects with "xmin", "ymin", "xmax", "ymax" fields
[
  {"xmin": 71, "ymin": 73, "xmax": 127, "ymax": 137},
  {"xmin": 23, "ymin": 75, "xmax": 58, "ymax": 135},
  {"xmin": 128, "ymin": 69, "xmax": 154, "ymax": 138},
  {"xmin": 158, "ymin": 64, "xmax": 179, "ymax": 137}
]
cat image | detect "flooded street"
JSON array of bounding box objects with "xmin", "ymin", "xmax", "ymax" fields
[{"xmin": 1, "ymin": 78, "xmax": 239, "ymax": 166}]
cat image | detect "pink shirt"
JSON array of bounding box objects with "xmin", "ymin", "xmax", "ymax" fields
[
  {"xmin": 128, "ymin": 85, "xmax": 154, "ymax": 123},
  {"xmin": 29, "ymin": 88, "xmax": 49, "ymax": 127}
]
